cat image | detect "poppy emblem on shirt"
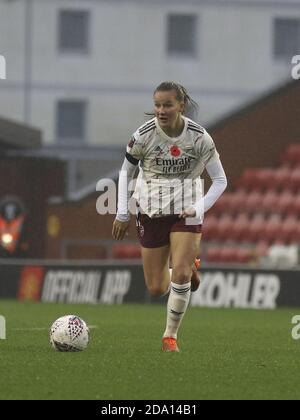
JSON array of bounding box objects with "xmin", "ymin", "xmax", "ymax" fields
[{"xmin": 170, "ymin": 145, "xmax": 181, "ymax": 157}]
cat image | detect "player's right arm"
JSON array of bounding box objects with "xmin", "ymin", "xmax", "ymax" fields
[{"xmin": 112, "ymin": 135, "xmax": 142, "ymax": 240}]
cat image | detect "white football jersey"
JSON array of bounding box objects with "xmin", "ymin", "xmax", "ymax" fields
[{"xmin": 126, "ymin": 116, "xmax": 219, "ymax": 218}]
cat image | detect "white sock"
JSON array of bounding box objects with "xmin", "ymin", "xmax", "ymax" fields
[{"xmin": 163, "ymin": 281, "xmax": 191, "ymax": 339}]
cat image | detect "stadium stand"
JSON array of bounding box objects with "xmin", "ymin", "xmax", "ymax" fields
[{"xmin": 204, "ymin": 143, "xmax": 300, "ymax": 264}]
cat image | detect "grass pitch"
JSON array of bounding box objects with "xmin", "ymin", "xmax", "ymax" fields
[{"xmin": 0, "ymin": 300, "xmax": 299, "ymax": 400}]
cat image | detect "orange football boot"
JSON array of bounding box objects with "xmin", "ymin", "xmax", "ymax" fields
[{"xmin": 162, "ymin": 337, "xmax": 180, "ymax": 353}]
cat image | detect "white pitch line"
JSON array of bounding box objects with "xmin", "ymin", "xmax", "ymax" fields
[
  {"xmin": 12, "ymin": 325, "xmax": 98, "ymax": 331},
  {"xmin": 12, "ymin": 328, "xmax": 48, "ymax": 331}
]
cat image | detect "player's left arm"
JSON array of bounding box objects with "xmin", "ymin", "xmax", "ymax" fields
[
  {"xmin": 201, "ymin": 158, "xmax": 227, "ymax": 214},
  {"xmin": 196, "ymin": 130, "xmax": 227, "ymax": 217},
  {"xmin": 180, "ymin": 130, "xmax": 227, "ymax": 219},
  {"xmin": 179, "ymin": 158, "xmax": 227, "ymax": 219}
]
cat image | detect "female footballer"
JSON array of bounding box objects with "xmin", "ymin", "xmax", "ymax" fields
[{"xmin": 112, "ymin": 82, "xmax": 227, "ymax": 352}]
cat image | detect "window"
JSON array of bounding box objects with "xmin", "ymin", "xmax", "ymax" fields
[
  {"xmin": 273, "ymin": 18, "xmax": 300, "ymax": 59},
  {"xmin": 56, "ymin": 101, "xmax": 87, "ymax": 144},
  {"xmin": 167, "ymin": 14, "xmax": 198, "ymax": 57},
  {"xmin": 58, "ymin": 10, "xmax": 90, "ymax": 53}
]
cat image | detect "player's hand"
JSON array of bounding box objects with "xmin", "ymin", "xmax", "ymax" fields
[
  {"xmin": 112, "ymin": 219, "xmax": 130, "ymax": 240},
  {"xmin": 179, "ymin": 207, "xmax": 196, "ymax": 218}
]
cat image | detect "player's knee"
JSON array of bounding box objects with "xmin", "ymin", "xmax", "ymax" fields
[
  {"xmin": 147, "ymin": 284, "xmax": 168, "ymax": 297},
  {"xmin": 172, "ymin": 265, "xmax": 191, "ymax": 283}
]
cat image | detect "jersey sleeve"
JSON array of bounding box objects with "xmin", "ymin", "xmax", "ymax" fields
[
  {"xmin": 125, "ymin": 133, "xmax": 144, "ymax": 165},
  {"xmin": 196, "ymin": 129, "xmax": 220, "ymax": 165}
]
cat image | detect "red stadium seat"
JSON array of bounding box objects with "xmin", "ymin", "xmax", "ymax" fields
[
  {"xmin": 238, "ymin": 168, "xmax": 280, "ymax": 192},
  {"xmin": 262, "ymin": 215, "xmax": 282, "ymax": 243},
  {"xmin": 289, "ymin": 224, "xmax": 300, "ymax": 244},
  {"xmin": 219, "ymin": 247, "xmax": 238, "ymax": 263},
  {"xmin": 211, "ymin": 192, "xmax": 233, "ymax": 215},
  {"xmin": 244, "ymin": 192, "xmax": 263, "ymax": 213},
  {"xmin": 277, "ymin": 191, "xmax": 294, "ymax": 215},
  {"xmin": 206, "ymin": 245, "xmax": 252, "ymax": 264},
  {"xmin": 231, "ymin": 213, "xmax": 250, "ymax": 241},
  {"xmin": 290, "ymin": 168, "xmax": 300, "ymax": 192},
  {"xmin": 255, "ymin": 169, "xmax": 276, "ymax": 190},
  {"xmin": 232, "ymin": 190, "xmax": 249, "ymax": 213},
  {"xmin": 254, "ymin": 241, "xmax": 269, "ymax": 258},
  {"xmin": 280, "ymin": 144, "xmax": 300, "ymax": 167},
  {"xmin": 261, "ymin": 191, "xmax": 279, "ymax": 213},
  {"xmin": 279, "ymin": 216, "xmax": 299, "ymax": 243},
  {"xmin": 289, "ymin": 194, "xmax": 300, "ymax": 216},
  {"xmin": 216, "ymin": 215, "xmax": 234, "ymax": 241},
  {"xmin": 235, "ymin": 248, "xmax": 253, "ymax": 264},
  {"xmin": 206, "ymin": 247, "xmax": 222, "ymax": 263},
  {"xmin": 238, "ymin": 169, "xmax": 260, "ymax": 190},
  {"xmin": 216, "ymin": 247, "xmax": 253, "ymax": 264},
  {"xmin": 273, "ymin": 167, "xmax": 292, "ymax": 191},
  {"xmin": 202, "ymin": 215, "xmax": 219, "ymax": 240},
  {"xmin": 247, "ymin": 215, "xmax": 266, "ymax": 242}
]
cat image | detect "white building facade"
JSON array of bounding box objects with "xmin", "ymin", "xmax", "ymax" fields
[{"xmin": 0, "ymin": 0, "xmax": 299, "ymax": 147}]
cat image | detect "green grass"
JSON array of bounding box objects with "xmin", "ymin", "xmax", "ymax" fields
[{"xmin": 0, "ymin": 300, "xmax": 300, "ymax": 400}]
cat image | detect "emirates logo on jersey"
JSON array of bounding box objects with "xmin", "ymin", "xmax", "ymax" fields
[{"xmin": 170, "ymin": 145, "xmax": 181, "ymax": 157}]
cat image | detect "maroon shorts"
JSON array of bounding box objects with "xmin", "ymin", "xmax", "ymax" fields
[{"xmin": 136, "ymin": 212, "xmax": 202, "ymax": 248}]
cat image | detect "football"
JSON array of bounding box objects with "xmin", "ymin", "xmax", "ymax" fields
[{"xmin": 49, "ymin": 315, "xmax": 90, "ymax": 352}]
